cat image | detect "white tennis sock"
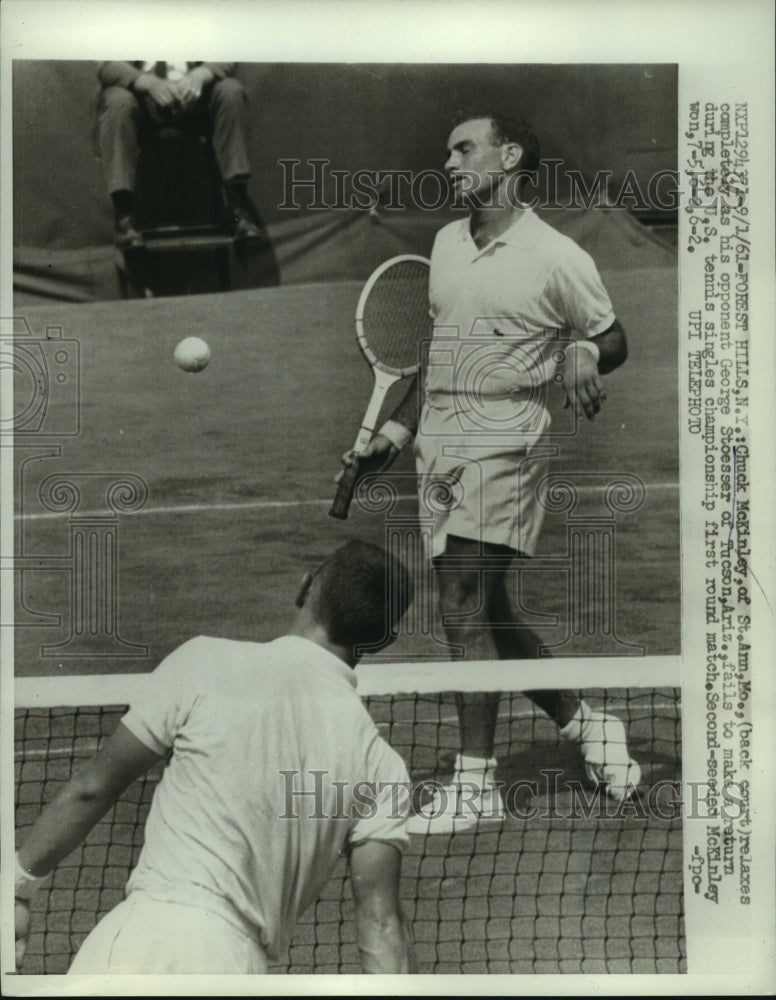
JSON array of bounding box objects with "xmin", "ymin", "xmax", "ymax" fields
[
  {"xmin": 453, "ymin": 753, "xmax": 499, "ymax": 788},
  {"xmin": 559, "ymin": 702, "xmax": 586, "ymax": 742}
]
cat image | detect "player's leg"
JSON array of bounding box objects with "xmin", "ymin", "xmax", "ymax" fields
[
  {"xmin": 489, "ymin": 557, "xmax": 641, "ymax": 801},
  {"xmin": 487, "ymin": 566, "xmax": 579, "ymax": 726},
  {"xmin": 436, "ymin": 535, "xmax": 540, "ymax": 756},
  {"xmin": 408, "ymin": 535, "xmax": 521, "ymax": 831},
  {"xmin": 466, "ymin": 554, "xmax": 637, "ymax": 797},
  {"xmin": 426, "ymin": 539, "xmax": 640, "ymax": 826},
  {"xmin": 437, "ymin": 539, "xmax": 582, "ymax": 751},
  {"xmin": 411, "ymin": 424, "xmax": 546, "ymax": 828}
]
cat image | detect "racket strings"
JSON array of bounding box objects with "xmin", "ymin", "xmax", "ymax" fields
[{"xmin": 360, "ymin": 261, "xmax": 430, "ymax": 375}]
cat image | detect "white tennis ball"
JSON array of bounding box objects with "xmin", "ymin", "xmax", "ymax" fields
[{"xmin": 174, "ymin": 337, "xmax": 211, "ymax": 373}]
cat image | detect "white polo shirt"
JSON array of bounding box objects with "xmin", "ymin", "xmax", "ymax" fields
[
  {"xmin": 121, "ymin": 635, "xmax": 409, "ymax": 961},
  {"xmin": 425, "ymin": 209, "xmax": 616, "ymax": 434}
]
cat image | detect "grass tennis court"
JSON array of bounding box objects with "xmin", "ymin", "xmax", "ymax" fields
[
  {"xmin": 12, "ymin": 258, "xmax": 679, "ymax": 672},
  {"xmin": 12, "ymin": 237, "xmax": 681, "ymax": 974}
]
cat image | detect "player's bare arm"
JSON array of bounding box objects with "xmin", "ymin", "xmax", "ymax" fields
[
  {"xmin": 15, "ymin": 724, "xmax": 163, "ymax": 969},
  {"xmin": 560, "ymin": 319, "xmax": 627, "ymax": 420},
  {"xmin": 350, "ymin": 840, "xmax": 416, "ymax": 973}
]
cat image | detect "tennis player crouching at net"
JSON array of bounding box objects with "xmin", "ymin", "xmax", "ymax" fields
[{"xmin": 15, "ymin": 540, "xmax": 416, "ymax": 975}]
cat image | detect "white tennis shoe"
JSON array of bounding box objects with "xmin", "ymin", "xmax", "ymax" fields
[
  {"xmin": 560, "ymin": 700, "xmax": 642, "ymax": 802},
  {"xmin": 408, "ymin": 706, "xmax": 641, "ymax": 834},
  {"xmin": 407, "ymin": 755, "xmax": 504, "ymax": 835}
]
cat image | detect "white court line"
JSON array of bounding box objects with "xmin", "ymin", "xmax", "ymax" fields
[{"xmin": 14, "ymin": 483, "xmax": 679, "ymax": 523}]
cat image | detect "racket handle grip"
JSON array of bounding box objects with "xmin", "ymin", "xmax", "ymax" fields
[{"xmin": 329, "ymin": 459, "xmax": 360, "ymax": 520}]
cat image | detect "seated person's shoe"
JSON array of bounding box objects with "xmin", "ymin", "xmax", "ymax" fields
[
  {"xmin": 115, "ymin": 215, "xmax": 145, "ymax": 251},
  {"xmin": 231, "ymin": 207, "xmax": 262, "ymax": 241}
]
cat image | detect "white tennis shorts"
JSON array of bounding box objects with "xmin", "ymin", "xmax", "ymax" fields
[
  {"xmin": 68, "ymin": 893, "xmax": 268, "ymax": 974},
  {"xmin": 414, "ymin": 401, "xmax": 552, "ymax": 558}
]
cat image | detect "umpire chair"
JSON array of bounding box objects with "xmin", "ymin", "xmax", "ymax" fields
[{"xmin": 117, "ymin": 127, "xmax": 234, "ymax": 298}]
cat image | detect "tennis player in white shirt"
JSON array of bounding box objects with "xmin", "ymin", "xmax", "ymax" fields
[
  {"xmin": 341, "ymin": 112, "xmax": 641, "ymax": 832},
  {"xmin": 16, "ymin": 540, "xmax": 416, "ymax": 974}
]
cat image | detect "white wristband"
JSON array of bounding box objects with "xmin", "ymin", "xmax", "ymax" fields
[
  {"xmin": 378, "ymin": 420, "xmax": 413, "ymax": 451},
  {"xmin": 15, "ymin": 854, "xmax": 46, "ymax": 900},
  {"xmin": 572, "ymin": 339, "xmax": 601, "ymax": 365}
]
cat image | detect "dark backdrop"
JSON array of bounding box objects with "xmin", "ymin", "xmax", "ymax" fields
[{"xmin": 13, "ymin": 60, "xmax": 677, "ymax": 249}]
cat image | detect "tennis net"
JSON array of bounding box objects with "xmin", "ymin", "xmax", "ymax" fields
[{"xmin": 15, "ymin": 658, "xmax": 684, "ymax": 975}]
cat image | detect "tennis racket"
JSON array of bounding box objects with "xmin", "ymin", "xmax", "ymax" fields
[{"xmin": 329, "ymin": 254, "xmax": 431, "ymax": 520}]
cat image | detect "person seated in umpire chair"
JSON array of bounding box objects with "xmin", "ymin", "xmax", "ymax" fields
[{"xmin": 97, "ymin": 61, "xmax": 263, "ymax": 250}]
